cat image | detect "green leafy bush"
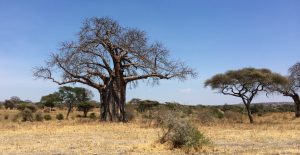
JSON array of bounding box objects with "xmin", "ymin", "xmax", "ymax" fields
[
  {"xmin": 20, "ymin": 108, "xmax": 33, "ymax": 122},
  {"xmin": 136, "ymin": 100, "xmax": 160, "ymax": 112},
  {"xmin": 160, "ymin": 114, "xmax": 210, "ymax": 149},
  {"xmin": 35, "ymin": 113, "xmax": 44, "ymax": 121},
  {"xmin": 17, "ymin": 103, "xmax": 37, "ymax": 113},
  {"xmin": 56, "ymin": 113, "xmax": 64, "ymax": 120},
  {"xmin": 89, "ymin": 112, "xmax": 97, "ymax": 120},
  {"xmin": 44, "ymin": 114, "xmax": 52, "ymax": 121}
]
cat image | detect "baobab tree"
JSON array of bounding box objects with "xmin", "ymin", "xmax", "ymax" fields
[
  {"xmin": 205, "ymin": 68, "xmax": 286, "ymax": 123},
  {"xmin": 33, "ymin": 17, "xmax": 196, "ymax": 122},
  {"xmin": 274, "ymin": 63, "xmax": 300, "ymax": 117}
]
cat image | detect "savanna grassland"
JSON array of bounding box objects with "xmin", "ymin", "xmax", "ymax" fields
[{"xmin": 0, "ymin": 106, "xmax": 300, "ymax": 155}]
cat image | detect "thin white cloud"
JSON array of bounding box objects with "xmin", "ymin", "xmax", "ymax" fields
[{"xmin": 179, "ymin": 88, "xmax": 192, "ymax": 93}]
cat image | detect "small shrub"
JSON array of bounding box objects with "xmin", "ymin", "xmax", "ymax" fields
[
  {"xmin": 125, "ymin": 105, "xmax": 135, "ymax": 121},
  {"xmin": 35, "ymin": 113, "xmax": 44, "ymax": 121},
  {"xmin": 77, "ymin": 102, "xmax": 95, "ymax": 117},
  {"xmin": 44, "ymin": 114, "xmax": 52, "ymax": 121},
  {"xmin": 160, "ymin": 118, "xmax": 210, "ymax": 149},
  {"xmin": 223, "ymin": 111, "xmax": 243, "ymax": 123},
  {"xmin": 211, "ymin": 108, "xmax": 224, "ymax": 119},
  {"xmin": 4, "ymin": 114, "xmax": 9, "ymax": 120},
  {"xmin": 89, "ymin": 113, "xmax": 97, "ymax": 120},
  {"xmin": 12, "ymin": 114, "xmax": 19, "ymax": 122},
  {"xmin": 198, "ymin": 112, "xmax": 216, "ymax": 124},
  {"xmin": 20, "ymin": 108, "xmax": 33, "ymax": 122},
  {"xmin": 56, "ymin": 113, "xmax": 64, "ymax": 120}
]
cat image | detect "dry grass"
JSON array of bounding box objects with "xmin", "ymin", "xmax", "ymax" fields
[{"xmin": 0, "ymin": 109, "xmax": 300, "ymax": 154}]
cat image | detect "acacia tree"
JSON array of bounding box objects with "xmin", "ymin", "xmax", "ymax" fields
[
  {"xmin": 58, "ymin": 86, "xmax": 93, "ymax": 119},
  {"xmin": 205, "ymin": 68, "xmax": 286, "ymax": 123},
  {"xmin": 33, "ymin": 17, "xmax": 196, "ymax": 122},
  {"xmin": 275, "ymin": 63, "xmax": 300, "ymax": 117},
  {"xmin": 40, "ymin": 92, "xmax": 62, "ymax": 110}
]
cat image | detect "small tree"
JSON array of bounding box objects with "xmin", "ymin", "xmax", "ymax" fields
[
  {"xmin": 58, "ymin": 86, "xmax": 93, "ymax": 119},
  {"xmin": 205, "ymin": 68, "xmax": 286, "ymax": 123},
  {"xmin": 77, "ymin": 102, "xmax": 95, "ymax": 117},
  {"xmin": 4, "ymin": 100, "xmax": 15, "ymax": 109},
  {"xmin": 40, "ymin": 92, "xmax": 62, "ymax": 110},
  {"xmin": 10, "ymin": 96, "xmax": 21, "ymax": 103}
]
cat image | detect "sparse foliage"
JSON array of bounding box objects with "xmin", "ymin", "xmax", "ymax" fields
[{"xmin": 33, "ymin": 17, "xmax": 196, "ymax": 122}]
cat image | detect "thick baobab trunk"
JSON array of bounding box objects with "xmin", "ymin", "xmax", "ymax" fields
[
  {"xmin": 244, "ymin": 103, "xmax": 254, "ymax": 124},
  {"xmin": 292, "ymin": 94, "xmax": 300, "ymax": 118},
  {"xmin": 100, "ymin": 89, "xmax": 108, "ymax": 121},
  {"xmin": 114, "ymin": 59, "xmax": 127, "ymax": 122}
]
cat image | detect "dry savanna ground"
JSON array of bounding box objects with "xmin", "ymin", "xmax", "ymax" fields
[{"xmin": 0, "ymin": 109, "xmax": 300, "ymax": 154}]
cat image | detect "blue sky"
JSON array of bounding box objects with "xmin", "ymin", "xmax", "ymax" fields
[{"xmin": 0, "ymin": 0, "xmax": 299, "ymax": 104}]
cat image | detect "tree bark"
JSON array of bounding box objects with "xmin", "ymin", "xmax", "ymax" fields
[
  {"xmin": 66, "ymin": 102, "xmax": 72, "ymax": 119},
  {"xmin": 114, "ymin": 59, "xmax": 127, "ymax": 122},
  {"xmin": 292, "ymin": 94, "xmax": 300, "ymax": 118},
  {"xmin": 100, "ymin": 90, "xmax": 107, "ymax": 121},
  {"xmin": 244, "ymin": 102, "xmax": 254, "ymax": 124}
]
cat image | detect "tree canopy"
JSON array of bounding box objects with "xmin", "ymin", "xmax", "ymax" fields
[
  {"xmin": 33, "ymin": 17, "xmax": 196, "ymax": 122},
  {"xmin": 205, "ymin": 68, "xmax": 287, "ymax": 123}
]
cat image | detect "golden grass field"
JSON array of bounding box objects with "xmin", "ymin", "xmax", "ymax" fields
[{"xmin": 0, "ymin": 109, "xmax": 300, "ymax": 154}]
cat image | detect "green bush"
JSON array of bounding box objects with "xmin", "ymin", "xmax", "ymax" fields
[
  {"xmin": 44, "ymin": 114, "xmax": 52, "ymax": 121},
  {"xmin": 17, "ymin": 103, "xmax": 37, "ymax": 113},
  {"xmin": 35, "ymin": 113, "xmax": 44, "ymax": 121},
  {"xmin": 77, "ymin": 102, "xmax": 95, "ymax": 117},
  {"xmin": 56, "ymin": 113, "xmax": 64, "ymax": 120},
  {"xmin": 160, "ymin": 117, "xmax": 210, "ymax": 149},
  {"xmin": 20, "ymin": 108, "xmax": 33, "ymax": 122},
  {"xmin": 89, "ymin": 112, "xmax": 97, "ymax": 120},
  {"xmin": 136, "ymin": 100, "xmax": 160, "ymax": 112},
  {"xmin": 165, "ymin": 102, "xmax": 181, "ymax": 111}
]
